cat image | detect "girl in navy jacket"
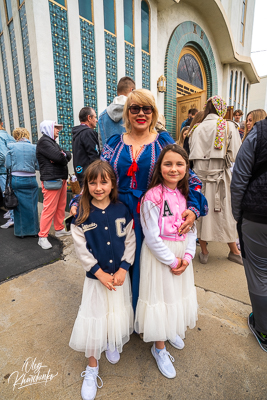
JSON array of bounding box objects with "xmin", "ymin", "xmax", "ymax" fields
[{"xmin": 69, "ymin": 160, "xmax": 136, "ymax": 400}]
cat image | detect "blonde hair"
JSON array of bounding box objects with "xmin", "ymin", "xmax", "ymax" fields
[
  {"xmin": 188, "ymin": 111, "xmax": 205, "ymax": 132},
  {"xmin": 13, "ymin": 127, "xmax": 30, "ymax": 141},
  {"xmin": 176, "ymin": 126, "xmax": 189, "ymax": 146},
  {"xmin": 243, "ymin": 109, "xmax": 267, "ymax": 141},
  {"xmin": 123, "ymin": 89, "xmax": 159, "ymax": 133}
]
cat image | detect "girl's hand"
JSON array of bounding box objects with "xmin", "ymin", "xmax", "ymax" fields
[
  {"xmin": 70, "ymin": 205, "xmax": 78, "ymax": 216},
  {"xmin": 113, "ymin": 268, "xmax": 127, "ymax": 286},
  {"xmin": 172, "ymin": 259, "xmax": 188, "ymax": 275},
  {"xmin": 94, "ymin": 269, "xmax": 116, "ymax": 291}
]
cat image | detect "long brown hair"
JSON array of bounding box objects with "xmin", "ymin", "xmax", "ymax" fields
[
  {"xmin": 75, "ymin": 160, "xmax": 118, "ymax": 225},
  {"xmin": 188, "ymin": 110, "xmax": 205, "ymax": 132},
  {"xmin": 147, "ymin": 144, "xmax": 189, "ymax": 199},
  {"xmin": 243, "ymin": 109, "xmax": 267, "ymax": 142}
]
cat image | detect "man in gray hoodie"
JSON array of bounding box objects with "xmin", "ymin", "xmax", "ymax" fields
[{"xmin": 98, "ymin": 76, "xmax": 135, "ymax": 144}]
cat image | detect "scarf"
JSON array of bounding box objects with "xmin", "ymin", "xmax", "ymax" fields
[{"xmin": 204, "ymin": 95, "xmax": 227, "ymax": 150}]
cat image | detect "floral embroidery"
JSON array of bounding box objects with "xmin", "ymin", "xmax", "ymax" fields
[{"xmin": 204, "ymin": 95, "xmax": 227, "ymax": 150}]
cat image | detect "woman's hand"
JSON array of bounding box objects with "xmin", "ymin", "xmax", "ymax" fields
[
  {"xmin": 171, "ymin": 259, "xmax": 189, "ymax": 276},
  {"xmin": 94, "ymin": 269, "xmax": 116, "ymax": 291},
  {"xmin": 113, "ymin": 268, "xmax": 127, "ymax": 286},
  {"xmin": 70, "ymin": 205, "xmax": 78, "ymax": 216},
  {"xmin": 179, "ymin": 210, "xmax": 196, "ymax": 235}
]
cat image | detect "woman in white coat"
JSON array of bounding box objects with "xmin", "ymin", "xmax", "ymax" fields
[{"xmin": 189, "ymin": 95, "xmax": 242, "ymax": 265}]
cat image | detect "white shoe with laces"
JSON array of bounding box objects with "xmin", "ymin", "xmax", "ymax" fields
[
  {"xmin": 38, "ymin": 237, "xmax": 52, "ymax": 250},
  {"xmin": 105, "ymin": 343, "xmax": 120, "ymax": 364},
  {"xmin": 55, "ymin": 228, "xmax": 71, "ymax": 237},
  {"xmin": 81, "ymin": 363, "xmax": 103, "ymax": 400},
  {"xmin": 168, "ymin": 335, "xmax": 185, "ymax": 350},
  {"xmin": 151, "ymin": 343, "xmax": 176, "ymax": 379},
  {"xmin": 1, "ymin": 218, "xmax": 14, "ymax": 229},
  {"xmin": 3, "ymin": 211, "xmax": 11, "ymax": 219}
]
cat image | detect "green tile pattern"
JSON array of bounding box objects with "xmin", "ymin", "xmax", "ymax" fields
[{"xmin": 164, "ymin": 21, "xmax": 218, "ymax": 138}]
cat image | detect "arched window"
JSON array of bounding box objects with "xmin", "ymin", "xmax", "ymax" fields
[
  {"xmin": 4, "ymin": 0, "xmax": 12, "ymax": 23},
  {"xmin": 242, "ymin": 77, "xmax": 246, "ymax": 114},
  {"xmin": 238, "ymin": 71, "xmax": 242, "ymax": 109},
  {"xmin": 229, "ymin": 70, "xmax": 233, "ymax": 106},
  {"xmin": 124, "ymin": 0, "xmax": 133, "ymax": 44},
  {"xmin": 141, "ymin": 0, "xmax": 149, "ymax": 53},
  {"xmin": 245, "ymin": 83, "xmax": 249, "ymax": 116},
  {"xmin": 177, "ymin": 53, "xmax": 203, "ymax": 89},
  {"xmin": 233, "ymin": 71, "xmax": 238, "ymax": 110},
  {"xmin": 79, "ymin": 0, "xmax": 92, "ymax": 22},
  {"xmin": 103, "ymin": 0, "xmax": 115, "ymax": 34}
]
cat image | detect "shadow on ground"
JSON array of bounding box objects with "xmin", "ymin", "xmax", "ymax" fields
[{"xmin": 0, "ymin": 208, "xmax": 62, "ymax": 282}]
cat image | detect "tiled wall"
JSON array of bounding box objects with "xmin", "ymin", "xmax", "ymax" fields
[
  {"xmin": 0, "ymin": 83, "xmax": 5, "ymax": 127},
  {"xmin": 125, "ymin": 42, "xmax": 135, "ymax": 79},
  {"xmin": 49, "ymin": 1, "xmax": 74, "ymax": 151},
  {"xmin": 142, "ymin": 50, "xmax": 150, "ymax": 89},
  {"xmin": 80, "ymin": 18, "xmax": 97, "ymax": 113},
  {"xmin": 0, "ymin": 34, "xmax": 14, "ymax": 133},
  {"xmin": 19, "ymin": 2, "xmax": 38, "ymax": 143},
  {"xmin": 164, "ymin": 21, "xmax": 218, "ymax": 138},
  {"xmin": 8, "ymin": 20, "xmax": 24, "ymax": 127},
  {"xmin": 105, "ymin": 31, "xmax": 117, "ymax": 106}
]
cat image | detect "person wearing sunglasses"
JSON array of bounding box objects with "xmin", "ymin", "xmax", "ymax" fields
[{"xmin": 98, "ymin": 89, "xmax": 208, "ymax": 312}]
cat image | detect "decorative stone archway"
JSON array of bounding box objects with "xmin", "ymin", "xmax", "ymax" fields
[{"xmin": 164, "ymin": 21, "xmax": 218, "ymax": 138}]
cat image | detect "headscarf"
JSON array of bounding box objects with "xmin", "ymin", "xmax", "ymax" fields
[
  {"xmin": 40, "ymin": 120, "xmax": 55, "ymax": 140},
  {"xmin": 204, "ymin": 95, "xmax": 227, "ymax": 150}
]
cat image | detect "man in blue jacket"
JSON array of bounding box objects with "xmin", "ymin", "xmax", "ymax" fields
[
  {"xmin": 98, "ymin": 76, "xmax": 135, "ymax": 144},
  {"xmin": 0, "ymin": 119, "xmax": 16, "ymax": 228}
]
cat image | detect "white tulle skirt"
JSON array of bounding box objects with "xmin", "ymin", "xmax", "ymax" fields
[
  {"xmin": 134, "ymin": 239, "xmax": 198, "ymax": 342},
  {"xmin": 69, "ymin": 273, "xmax": 134, "ymax": 360}
]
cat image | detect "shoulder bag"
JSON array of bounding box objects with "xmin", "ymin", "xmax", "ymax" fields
[
  {"xmin": 4, "ymin": 169, "xmax": 18, "ymax": 210},
  {"xmin": 43, "ymin": 179, "xmax": 63, "ymax": 190}
]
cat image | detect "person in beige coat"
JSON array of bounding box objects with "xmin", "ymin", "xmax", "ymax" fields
[{"xmin": 189, "ymin": 95, "xmax": 242, "ymax": 265}]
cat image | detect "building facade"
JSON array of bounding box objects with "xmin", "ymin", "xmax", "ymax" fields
[{"xmin": 0, "ymin": 0, "xmax": 259, "ymax": 148}]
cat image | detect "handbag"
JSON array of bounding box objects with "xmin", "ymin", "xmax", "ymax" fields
[
  {"xmin": 43, "ymin": 179, "xmax": 63, "ymax": 190},
  {"xmin": 69, "ymin": 175, "xmax": 81, "ymax": 194},
  {"xmin": 3, "ymin": 169, "xmax": 18, "ymax": 210}
]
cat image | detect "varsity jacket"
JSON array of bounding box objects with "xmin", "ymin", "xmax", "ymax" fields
[
  {"xmin": 141, "ymin": 185, "xmax": 198, "ymax": 269},
  {"xmin": 71, "ymin": 202, "xmax": 136, "ymax": 279}
]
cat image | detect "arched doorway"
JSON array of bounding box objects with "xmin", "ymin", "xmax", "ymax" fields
[
  {"xmin": 164, "ymin": 21, "xmax": 218, "ymax": 139},
  {"xmin": 176, "ymin": 46, "xmax": 207, "ymax": 136}
]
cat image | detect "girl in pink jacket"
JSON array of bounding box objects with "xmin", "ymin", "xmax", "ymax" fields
[{"xmin": 135, "ymin": 144, "xmax": 203, "ymax": 379}]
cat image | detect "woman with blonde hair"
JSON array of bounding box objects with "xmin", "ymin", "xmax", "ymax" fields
[
  {"xmin": 99, "ymin": 89, "xmax": 208, "ymax": 310},
  {"xmin": 5, "ymin": 128, "xmax": 39, "ymax": 237},
  {"xmin": 176, "ymin": 126, "xmax": 189, "ymax": 147},
  {"xmin": 243, "ymin": 109, "xmax": 267, "ymax": 142}
]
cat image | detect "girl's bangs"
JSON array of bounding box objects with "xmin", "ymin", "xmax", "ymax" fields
[{"xmin": 87, "ymin": 164, "xmax": 111, "ymax": 182}]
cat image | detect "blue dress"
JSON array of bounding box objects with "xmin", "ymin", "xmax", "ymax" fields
[{"xmin": 101, "ymin": 131, "xmax": 208, "ymax": 311}]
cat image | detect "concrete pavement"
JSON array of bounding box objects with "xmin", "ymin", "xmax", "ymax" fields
[{"xmin": 0, "ymin": 237, "xmax": 266, "ymax": 400}]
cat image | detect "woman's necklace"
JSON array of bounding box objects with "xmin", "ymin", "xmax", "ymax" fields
[{"xmin": 128, "ymin": 132, "xmax": 151, "ymax": 148}]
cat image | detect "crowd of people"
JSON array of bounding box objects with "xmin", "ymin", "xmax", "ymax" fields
[{"xmin": 0, "ymin": 76, "xmax": 266, "ymax": 400}]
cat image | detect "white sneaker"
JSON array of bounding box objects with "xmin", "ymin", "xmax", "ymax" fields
[
  {"xmin": 55, "ymin": 228, "xmax": 72, "ymax": 237},
  {"xmin": 38, "ymin": 237, "xmax": 52, "ymax": 250},
  {"xmin": 105, "ymin": 344, "xmax": 120, "ymax": 364},
  {"xmin": 168, "ymin": 335, "xmax": 185, "ymax": 350},
  {"xmin": 81, "ymin": 364, "xmax": 103, "ymax": 400},
  {"xmin": 4, "ymin": 211, "xmax": 11, "ymax": 219},
  {"xmin": 1, "ymin": 219, "xmax": 14, "ymax": 229},
  {"xmin": 151, "ymin": 343, "xmax": 176, "ymax": 379}
]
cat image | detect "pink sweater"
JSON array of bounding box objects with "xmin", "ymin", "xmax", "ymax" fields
[{"xmin": 141, "ymin": 185, "xmax": 196, "ymax": 268}]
